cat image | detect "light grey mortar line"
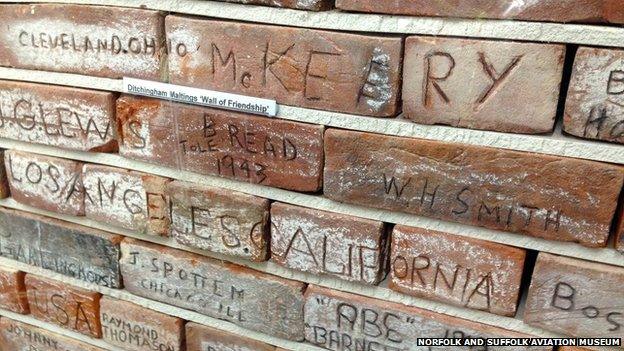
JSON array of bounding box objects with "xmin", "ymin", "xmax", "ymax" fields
[
  {"xmin": 4, "ymin": 0, "xmax": 624, "ymax": 48},
  {"xmin": 0, "ymin": 198, "xmax": 585, "ymax": 339},
  {"xmin": 0, "ymin": 258, "xmax": 309, "ymax": 351},
  {"xmin": 0, "ymin": 136, "xmax": 622, "ymax": 267},
  {"xmin": 0, "ymin": 308, "xmax": 125, "ymax": 351},
  {"xmin": 1, "ymin": 67, "xmax": 623, "ymax": 165}
]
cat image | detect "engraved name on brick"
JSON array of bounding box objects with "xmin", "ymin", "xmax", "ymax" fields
[
  {"xmin": 83, "ymin": 164, "xmax": 170, "ymax": 235},
  {"xmin": 525, "ymin": 253, "xmax": 624, "ymax": 339},
  {"xmin": 120, "ymin": 239, "xmax": 305, "ymax": 340},
  {"xmin": 101, "ymin": 297, "xmax": 184, "ymax": 351},
  {"xmin": 323, "ymin": 129, "xmax": 624, "ymax": 247},
  {"xmin": 0, "ymin": 318, "xmax": 105, "ymax": 351},
  {"xmin": 117, "ymin": 95, "xmax": 324, "ymax": 191},
  {"xmin": 0, "ymin": 208, "xmax": 122, "ymax": 288},
  {"xmin": 186, "ymin": 323, "xmax": 276, "ymax": 351},
  {"xmin": 215, "ymin": 0, "xmax": 331, "ymax": 10},
  {"xmin": 25, "ymin": 274, "xmax": 102, "ymax": 338},
  {"xmin": 166, "ymin": 16, "xmax": 402, "ymax": 116},
  {"xmin": 564, "ymin": 47, "xmax": 624, "ymax": 144},
  {"xmin": 304, "ymin": 285, "xmax": 547, "ymax": 350},
  {"xmin": 403, "ymin": 36, "xmax": 565, "ymax": 133},
  {"xmin": 6, "ymin": 150, "xmax": 85, "ymax": 216},
  {"xmin": 168, "ymin": 181, "xmax": 270, "ymax": 261},
  {"xmin": 0, "ymin": 266, "xmax": 28, "ymax": 314},
  {"xmin": 271, "ymin": 202, "xmax": 386, "ymax": 284},
  {"xmin": 0, "ymin": 4, "xmax": 166, "ymax": 79},
  {"xmin": 0, "ymin": 80, "xmax": 117, "ymax": 151},
  {"xmin": 390, "ymin": 225, "xmax": 525, "ymax": 316}
]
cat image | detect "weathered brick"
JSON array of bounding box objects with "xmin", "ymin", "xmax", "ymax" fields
[
  {"xmin": 0, "ymin": 208, "xmax": 122, "ymax": 288},
  {"xmin": 389, "ymin": 225, "xmax": 525, "ymax": 316},
  {"xmin": 305, "ymin": 285, "xmax": 547, "ymax": 350},
  {"xmin": 6, "ymin": 150, "xmax": 84, "ymax": 216},
  {"xmin": 403, "ymin": 36, "xmax": 564, "ymax": 133},
  {"xmin": 0, "ymin": 4, "xmax": 166, "ymax": 79},
  {"xmin": 100, "ymin": 296, "xmax": 184, "ymax": 351},
  {"xmin": 335, "ymin": 0, "xmax": 624, "ymax": 24},
  {"xmin": 215, "ymin": 0, "xmax": 331, "ymax": 10},
  {"xmin": 271, "ymin": 202, "xmax": 386, "ymax": 284},
  {"xmin": 166, "ymin": 16, "xmax": 402, "ymax": 116},
  {"xmin": 83, "ymin": 164, "xmax": 170, "ymax": 235},
  {"xmin": 525, "ymin": 253, "xmax": 624, "ymax": 340},
  {"xmin": 0, "ymin": 318, "xmax": 105, "ymax": 351},
  {"xmin": 564, "ymin": 47, "xmax": 624, "ymax": 144},
  {"xmin": 25, "ymin": 274, "xmax": 102, "ymax": 338},
  {"xmin": 168, "ymin": 180, "xmax": 269, "ymax": 261},
  {"xmin": 0, "ymin": 80, "xmax": 117, "ymax": 151},
  {"xmin": 117, "ymin": 95, "xmax": 324, "ymax": 191},
  {"xmin": 617, "ymin": 205, "xmax": 624, "ymax": 253},
  {"xmin": 0, "ymin": 150, "xmax": 9, "ymax": 199},
  {"xmin": 186, "ymin": 323, "xmax": 276, "ymax": 351},
  {"xmin": 0, "ymin": 266, "xmax": 28, "ymax": 314},
  {"xmin": 323, "ymin": 129, "xmax": 624, "ymax": 247},
  {"xmin": 120, "ymin": 239, "xmax": 305, "ymax": 340}
]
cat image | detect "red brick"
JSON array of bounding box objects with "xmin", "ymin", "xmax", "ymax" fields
[
  {"xmin": 25, "ymin": 274, "xmax": 102, "ymax": 338},
  {"xmin": 216, "ymin": 0, "xmax": 331, "ymax": 10},
  {"xmin": 5, "ymin": 150, "xmax": 84, "ymax": 216},
  {"xmin": 335, "ymin": 0, "xmax": 624, "ymax": 24},
  {"xmin": 0, "ymin": 318, "xmax": 106, "ymax": 351},
  {"xmin": 0, "ymin": 150, "xmax": 10, "ymax": 199},
  {"xmin": 389, "ymin": 225, "xmax": 525, "ymax": 316},
  {"xmin": 616, "ymin": 205, "xmax": 624, "ymax": 252},
  {"xmin": 525, "ymin": 253, "xmax": 624, "ymax": 340},
  {"xmin": 100, "ymin": 296, "xmax": 184, "ymax": 351},
  {"xmin": 0, "ymin": 266, "xmax": 28, "ymax": 314},
  {"xmin": 564, "ymin": 47, "xmax": 624, "ymax": 144},
  {"xmin": 0, "ymin": 4, "xmax": 166, "ymax": 79},
  {"xmin": 0, "ymin": 80, "xmax": 117, "ymax": 151},
  {"xmin": 120, "ymin": 239, "xmax": 305, "ymax": 340},
  {"xmin": 186, "ymin": 323, "xmax": 276, "ymax": 351},
  {"xmin": 166, "ymin": 16, "xmax": 402, "ymax": 116},
  {"xmin": 117, "ymin": 95, "xmax": 324, "ymax": 191},
  {"xmin": 323, "ymin": 129, "xmax": 624, "ymax": 247},
  {"xmin": 304, "ymin": 285, "xmax": 547, "ymax": 350},
  {"xmin": 83, "ymin": 164, "xmax": 170, "ymax": 235},
  {"xmin": 270, "ymin": 202, "xmax": 386, "ymax": 284},
  {"xmin": 168, "ymin": 180, "xmax": 270, "ymax": 261},
  {"xmin": 403, "ymin": 36, "xmax": 564, "ymax": 133}
]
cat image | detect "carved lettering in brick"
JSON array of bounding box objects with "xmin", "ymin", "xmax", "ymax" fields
[
  {"xmin": 101, "ymin": 296, "xmax": 184, "ymax": 351},
  {"xmin": 403, "ymin": 36, "xmax": 565, "ymax": 133},
  {"xmin": 117, "ymin": 95, "xmax": 324, "ymax": 191},
  {"xmin": 167, "ymin": 181, "xmax": 270, "ymax": 261},
  {"xmin": 166, "ymin": 16, "xmax": 402, "ymax": 116},
  {"xmin": 6, "ymin": 150, "xmax": 84, "ymax": 216},
  {"xmin": 0, "ymin": 80, "xmax": 117, "ymax": 151},
  {"xmin": 83, "ymin": 164, "xmax": 170, "ymax": 235},
  {"xmin": 525, "ymin": 253, "xmax": 624, "ymax": 339},
  {"xmin": 389, "ymin": 225, "xmax": 525, "ymax": 316},
  {"xmin": 0, "ymin": 318, "xmax": 105, "ymax": 351},
  {"xmin": 186, "ymin": 323, "xmax": 276, "ymax": 351},
  {"xmin": 0, "ymin": 4, "xmax": 166, "ymax": 79},
  {"xmin": 0, "ymin": 266, "xmax": 28, "ymax": 314},
  {"xmin": 216, "ymin": 0, "xmax": 330, "ymax": 10},
  {"xmin": 0, "ymin": 208, "xmax": 122, "ymax": 288},
  {"xmin": 271, "ymin": 202, "xmax": 386, "ymax": 284},
  {"xmin": 304, "ymin": 285, "xmax": 547, "ymax": 350},
  {"xmin": 564, "ymin": 47, "xmax": 624, "ymax": 144},
  {"xmin": 25, "ymin": 274, "xmax": 102, "ymax": 338},
  {"xmin": 335, "ymin": 0, "xmax": 624, "ymax": 24},
  {"xmin": 120, "ymin": 239, "xmax": 305, "ymax": 340},
  {"xmin": 323, "ymin": 129, "xmax": 624, "ymax": 247}
]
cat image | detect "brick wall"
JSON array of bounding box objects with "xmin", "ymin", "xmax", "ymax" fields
[{"xmin": 0, "ymin": 2, "xmax": 622, "ymax": 351}]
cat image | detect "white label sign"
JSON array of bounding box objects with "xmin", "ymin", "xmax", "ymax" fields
[{"xmin": 122, "ymin": 77, "xmax": 278, "ymax": 117}]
